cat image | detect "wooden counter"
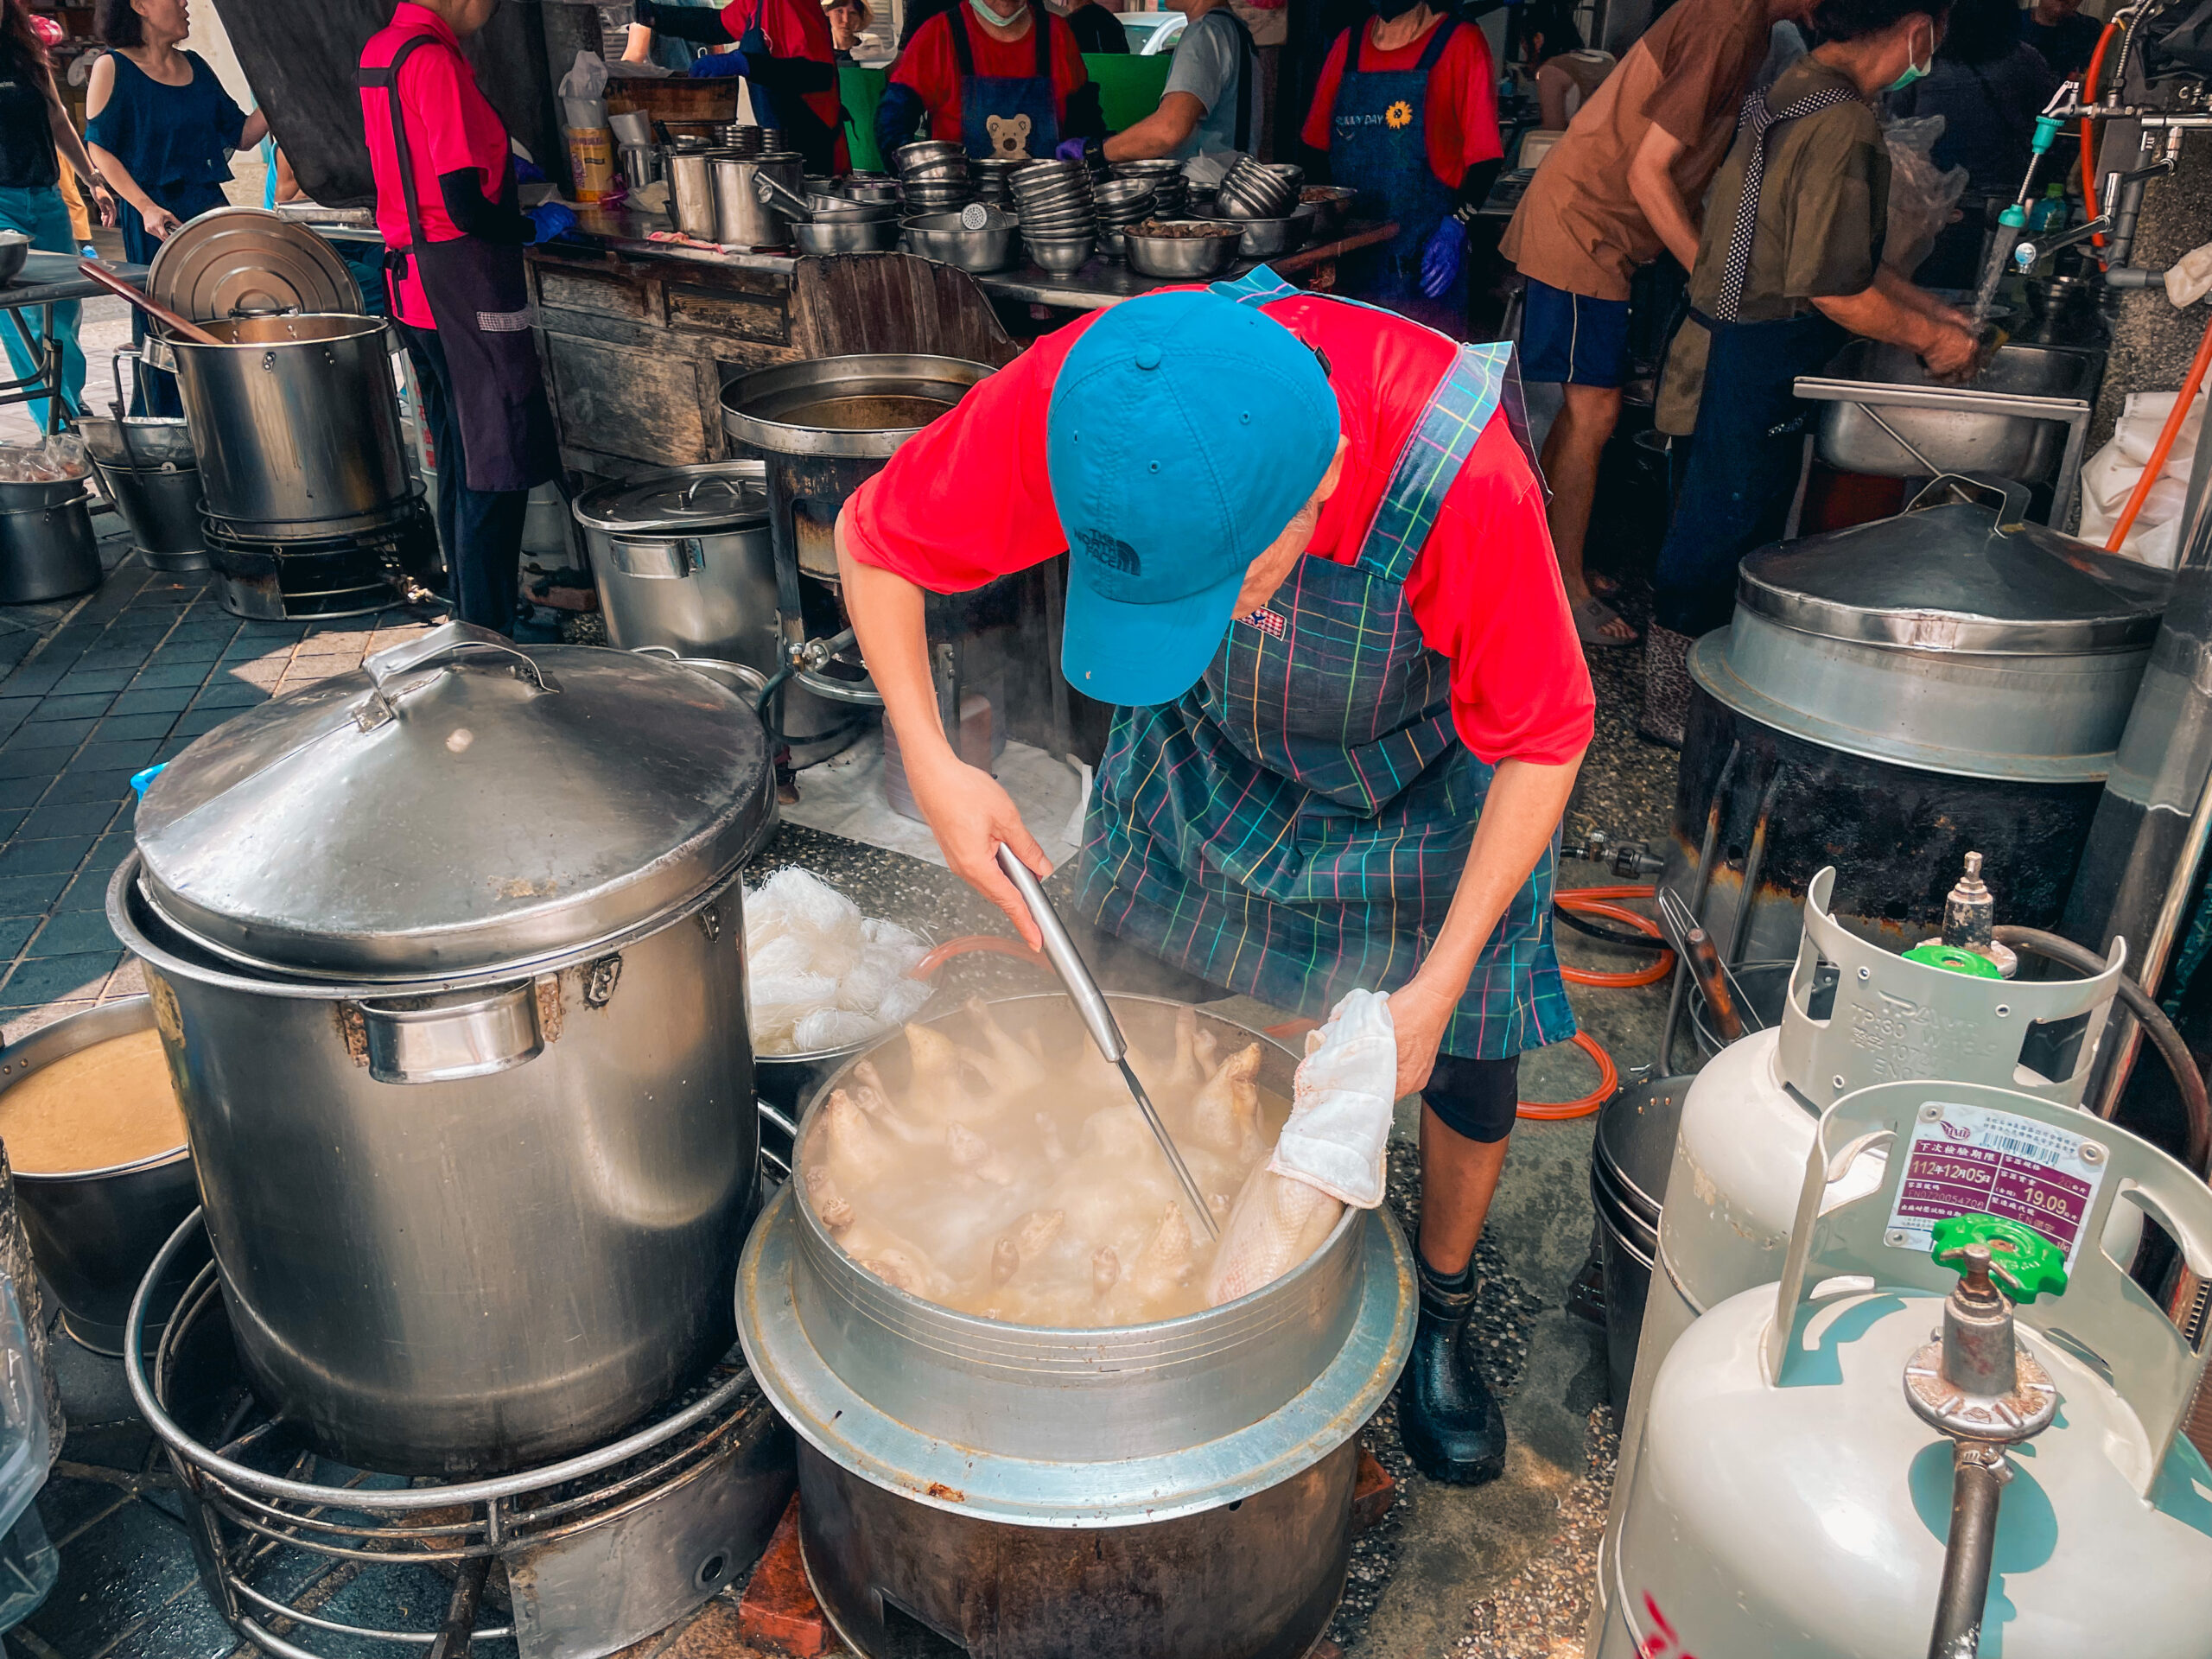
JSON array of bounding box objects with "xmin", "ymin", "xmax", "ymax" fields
[{"xmin": 525, "ymin": 202, "xmax": 1397, "ymax": 478}]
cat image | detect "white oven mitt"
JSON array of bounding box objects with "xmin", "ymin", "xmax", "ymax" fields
[{"xmin": 1268, "ymin": 988, "xmax": 1396, "ymax": 1209}]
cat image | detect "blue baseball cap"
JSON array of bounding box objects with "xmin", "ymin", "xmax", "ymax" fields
[{"xmin": 1047, "ymin": 290, "xmax": 1339, "ymax": 707}]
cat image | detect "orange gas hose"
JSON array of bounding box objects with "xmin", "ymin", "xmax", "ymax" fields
[
  {"xmin": 1514, "ymin": 1031, "xmax": 1620, "ymax": 1120},
  {"xmin": 2081, "ymin": 19, "xmax": 2120, "ymax": 254},
  {"xmin": 2105, "ymin": 310, "xmax": 2212, "ymax": 552},
  {"xmin": 1556, "ymin": 885, "xmax": 1675, "ymax": 988}
]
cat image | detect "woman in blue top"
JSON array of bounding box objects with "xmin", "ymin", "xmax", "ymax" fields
[{"xmin": 84, "ymin": 0, "xmax": 266, "ymax": 413}]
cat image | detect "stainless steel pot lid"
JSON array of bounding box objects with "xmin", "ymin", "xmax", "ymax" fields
[
  {"xmin": 132, "ymin": 622, "xmax": 771, "ymax": 979},
  {"xmin": 570, "ymin": 460, "xmax": 770, "ymax": 537},
  {"xmin": 1738, "ymin": 501, "xmax": 2171, "ymax": 655},
  {"xmin": 146, "ymin": 207, "xmax": 362, "ymax": 322}
]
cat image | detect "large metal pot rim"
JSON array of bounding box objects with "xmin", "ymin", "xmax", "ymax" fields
[
  {"xmin": 169, "ymin": 312, "xmax": 391, "ymax": 350},
  {"xmin": 739, "ymin": 1181, "xmax": 1414, "ymax": 1525},
  {"xmin": 0, "ymin": 995, "xmax": 189, "ymax": 1182},
  {"xmin": 108, "ymin": 852, "xmax": 743, "ymax": 999},
  {"xmin": 721, "ymin": 353, "xmax": 993, "ymax": 459},
  {"xmin": 786, "ymin": 991, "xmax": 1348, "ymax": 1334},
  {"xmin": 1689, "ymin": 631, "xmax": 2117, "ymax": 785}
]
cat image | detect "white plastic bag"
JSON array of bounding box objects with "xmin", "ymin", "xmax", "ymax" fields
[
  {"xmin": 1880, "ymin": 116, "xmax": 1967, "ymax": 278},
  {"xmin": 2166, "ymin": 240, "xmax": 2212, "ymax": 308},
  {"xmin": 2077, "ymin": 388, "xmax": 2207, "ymax": 568},
  {"xmin": 558, "ymin": 50, "xmax": 610, "ymax": 130}
]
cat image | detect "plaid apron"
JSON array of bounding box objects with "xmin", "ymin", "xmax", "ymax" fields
[{"xmin": 1075, "ymin": 270, "xmax": 1573, "ymax": 1059}]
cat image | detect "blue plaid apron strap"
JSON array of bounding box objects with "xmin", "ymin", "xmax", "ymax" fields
[{"xmin": 1357, "ymin": 340, "xmax": 1511, "ymax": 583}]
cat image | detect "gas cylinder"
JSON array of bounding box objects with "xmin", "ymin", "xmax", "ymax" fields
[
  {"xmin": 1595, "ymin": 1079, "xmax": 2212, "ymax": 1658},
  {"xmin": 1590, "ymin": 862, "xmax": 2129, "ymax": 1638}
]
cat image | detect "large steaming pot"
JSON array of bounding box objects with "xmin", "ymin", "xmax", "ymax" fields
[
  {"xmin": 739, "ymin": 995, "xmax": 1414, "ymax": 1659},
  {"xmin": 108, "ymin": 622, "xmax": 772, "ymax": 1476},
  {"xmin": 168, "ymin": 314, "xmax": 415, "ymax": 538},
  {"xmin": 1662, "ymin": 494, "xmax": 2170, "ymax": 963}
]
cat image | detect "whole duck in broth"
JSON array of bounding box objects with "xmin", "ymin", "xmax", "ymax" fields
[{"xmin": 800, "ymin": 1001, "xmax": 1315, "ymax": 1326}]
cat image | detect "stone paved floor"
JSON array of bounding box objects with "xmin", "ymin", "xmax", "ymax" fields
[{"xmin": 0, "ymin": 542, "xmax": 432, "ymax": 1047}]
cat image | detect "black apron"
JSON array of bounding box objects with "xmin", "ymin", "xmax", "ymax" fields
[{"xmin": 359, "ymin": 35, "xmax": 557, "ymax": 495}]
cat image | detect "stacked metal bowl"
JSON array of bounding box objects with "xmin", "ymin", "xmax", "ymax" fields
[
  {"xmin": 1217, "ymin": 157, "xmax": 1300, "ymax": 219},
  {"xmin": 897, "ymin": 141, "xmax": 973, "ymax": 213},
  {"xmin": 722, "ymin": 124, "xmax": 780, "ymax": 157},
  {"xmin": 971, "ymin": 157, "xmax": 1025, "ymax": 207},
  {"xmin": 1109, "ymin": 158, "xmax": 1188, "ymax": 219},
  {"xmin": 903, "ymin": 207, "xmax": 1022, "ymax": 273},
  {"xmin": 1090, "ymin": 176, "xmax": 1157, "ymax": 262},
  {"xmin": 1009, "ymin": 159, "xmax": 1096, "ymax": 273}
]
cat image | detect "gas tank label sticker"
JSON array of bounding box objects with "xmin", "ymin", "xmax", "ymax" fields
[{"xmin": 1885, "ymin": 1101, "xmax": 2107, "ymax": 1268}]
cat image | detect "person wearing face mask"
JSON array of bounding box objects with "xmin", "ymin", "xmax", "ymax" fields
[
  {"xmin": 360, "ymin": 0, "xmax": 568, "ymax": 639},
  {"xmin": 1636, "ymin": 0, "xmax": 1979, "ymax": 746},
  {"xmin": 874, "ymin": 0, "xmax": 1105, "ymax": 162},
  {"xmin": 631, "ymin": 0, "xmax": 848, "ymax": 175},
  {"xmin": 833, "ymin": 276, "xmax": 1592, "ymax": 1488},
  {"xmin": 1297, "ymin": 0, "xmax": 1504, "ymax": 334}
]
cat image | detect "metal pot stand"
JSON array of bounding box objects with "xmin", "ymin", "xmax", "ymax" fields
[{"xmin": 124, "ymin": 1211, "xmax": 797, "ymax": 1659}]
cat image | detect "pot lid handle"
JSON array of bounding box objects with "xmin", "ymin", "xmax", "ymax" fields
[
  {"xmin": 354, "ymin": 620, "xmax": 562, "ymax": 733},
  {"xmin": 1906, "ymin": 471, "xmax": 2033, "ymax": 533}
]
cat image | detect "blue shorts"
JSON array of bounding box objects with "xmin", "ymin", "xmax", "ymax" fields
[{"xmin": 1518, "ymin": 276, "xmax": 1630, "ymax": 387}]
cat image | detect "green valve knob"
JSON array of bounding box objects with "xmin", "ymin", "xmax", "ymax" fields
[
  {"xmin": 1903, "ymin": 942, "xmax": 2005, "ymax": 978},
  {"xmin": 2031, "ymin": 114, "xmax": 2063, "ymax": 152},
  {"xmin": 1931, "ymin": 1213, "xmax": 2069, "ymax": 1303},
  {"xmin": 1999, "ymin": 201, "xmax": 2029, "ymax": 230}
]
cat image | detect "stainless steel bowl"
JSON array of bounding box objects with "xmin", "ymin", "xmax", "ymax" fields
[
  {"xmin": 903, "ymin": 211, "xmax": 1023, "ymax": 272},
  {"xmin": 1123, "ymin": 222, "xmax": 1241, "ymax": 280},
  {"xmin": 3, "ymin": 997, "xmax": 199, "ymax": 1355},
  {"xmin": 1024, "ymin": 233, "xmax": 1096, "ymax": 274},
  {"xmin": 0, "ymin": 231, "xmax": 29, "ymax": 287},
  {"xmin": 1300, "ymin": 185, "xmax": 1356, "ymax": 238},
  {"xmin": 793, "ymin": 215, "xmax": 904, "ymax": 255},
  {"xmin": 79, "ymin": 414, "xmax": 195, "ymax": 469},
  {"xmin": 1211, "ymin": 213, "xmax": 1306, "ymax": 258}
]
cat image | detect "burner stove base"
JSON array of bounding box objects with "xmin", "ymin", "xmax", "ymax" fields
[
  {"xmin": 202, "ymin": 503, "xmax": 442, "ymax": 620},
  {"xmin": 125, "ymin": 1211, "xmax": 795, "ymax": 1659}
]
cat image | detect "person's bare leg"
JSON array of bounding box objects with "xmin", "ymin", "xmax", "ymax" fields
[
  {"xmin": 1540, "ymin": 382, "xmax": 1633, "ymax": 642},
  {"xmin": 1416, "ymin": 1103, "xmax": 1509, "ymax": 1272}
]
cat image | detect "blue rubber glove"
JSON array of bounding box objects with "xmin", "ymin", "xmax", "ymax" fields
[
  {"xmin": 690, "ymin": 50, "xmax": 750, "ymax": 77},
  {"xmin": 1053, "ymin": 137, "xmax": 1089, "ymax": 162},
  {"xmin": 514, "ymin": 157, "xmax": 547, "ymax": 185},
  {"xmin": 526, "ymin": 202, "xmax": 578, "ymax": 244},
  {"xmin": 1419, "ymin": 218, "xmax": 1465, "ymax": 301}
]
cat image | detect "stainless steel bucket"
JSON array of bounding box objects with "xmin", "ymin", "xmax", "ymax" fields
[
  {"xmin": 168, "ymin": 314, "xmax": 414, "ymax": 538},
  {"xmin": 709, "ymin": 151, "xmax": 804, "ymax": 250},
  {"xmin": 0, "ymin": 481, "xmax": 99, "ymax": 603},
  {"xmin": 668, "ymin": 149, "xmax": 718, "ymax": 239},
  {"xmin": 739, "ymin": 994, "xmax": 1416, "ymax": 1659},
  {"xmin": 88, "ymin": 458, "xmax": 207, "ymax": 571},
  {"xmin": 3, "ymin": 998, "xmax": 198, "ymax": 1356},
  {"xmin": 1589, "ymin": 1075, "xmax": 1684, "ymax": 1414}
]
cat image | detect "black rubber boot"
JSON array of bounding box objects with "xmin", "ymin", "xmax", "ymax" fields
[{"xmin": 1396, "ymin": 1251, "xmax": 1507, "ymax": 1485}]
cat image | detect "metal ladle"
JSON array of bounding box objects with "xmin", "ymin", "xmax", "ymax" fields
[{"xmin": 993, "ymin": 844, "xmax": 1220, "ymax": 1238}]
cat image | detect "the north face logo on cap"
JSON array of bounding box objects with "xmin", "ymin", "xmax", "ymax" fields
[{"xmin": 1080, "ymin": 529, "xmax": 1141, "ymax": 576}]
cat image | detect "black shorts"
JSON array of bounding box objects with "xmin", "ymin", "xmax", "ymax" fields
[{"xmin": 1421, "ymin": 1052, "xmax": 1520, "ymax": 1144}]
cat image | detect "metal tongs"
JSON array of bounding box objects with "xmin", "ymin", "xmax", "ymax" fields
[{"xmin": 993, "ymin": 844, "xmax": 1220, "ymax": 1238}]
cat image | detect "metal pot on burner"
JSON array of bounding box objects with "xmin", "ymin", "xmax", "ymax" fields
[
  {"xmin": 739, "ymin": 993, "xmax": 1415, "ymax": 1659},
  {"xmin": 107, "ymin": 622, "xmax": 774, "ymax": 1476}
]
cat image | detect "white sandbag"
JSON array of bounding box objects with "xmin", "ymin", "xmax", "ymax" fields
[{"xmin": 2077, "ymin": 388, "xmax": 2207, "ymax": 569}]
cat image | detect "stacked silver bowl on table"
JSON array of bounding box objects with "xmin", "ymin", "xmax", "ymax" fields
[
  {"xmin": 1214, "ymin": 157, "xmax": 1305, "ymax": 254},
  {"xmin": 1090, "ymin": 175, "xmax": 1156, "ymax": 262},
  {"xmin": 971, "ymin": 156, "xmax": 1024, "ymax": 207},
  {"xmin": 722, "ymin": 124, "xmax": 779, "ymax": 156},
  {"xmin": 896, "ymin": 140, "xmax": 972, "ymax": 213},
  {"xmin": 1010, "ymin": 158, "xmax": 1096, "ymax": 273},
  {"xmin": 903, "ymin": 206, "xmax": 1023, "ymax": 272},
  {"xmin": 1123, "ymin": 219, "xmax": 1242, "ymax": 280},
  {"xmin": 1110, "ymin": 156, "xmax": 1188, "ymax": 217}
]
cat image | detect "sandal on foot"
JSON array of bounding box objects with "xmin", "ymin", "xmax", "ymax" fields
[{"xmin": 1573, "ymin": 594, "xmax": 1638, "ymax": 648}]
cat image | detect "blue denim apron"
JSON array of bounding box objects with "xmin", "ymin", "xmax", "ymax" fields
[
  {"xmin": 1076, "ymin": 268, "xmax": 1573, "ymax": 1060},
  {"xmin": 1327, "ymin": 17, "xmax": 1461, "ymax": 328},
  {"xmin": 947, "ymin": 4, "xmax": 1059, "ymax": 162}
]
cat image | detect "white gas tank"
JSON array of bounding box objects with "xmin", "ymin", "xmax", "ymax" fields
[{"xmin": 1598, "ymin": 1080, "xmax": 2212, "ymax": 1659}]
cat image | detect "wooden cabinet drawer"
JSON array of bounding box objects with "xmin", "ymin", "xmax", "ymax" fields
[{"xmin": 543, "ymin": 333, "xmax": 714, "ymax": 464}]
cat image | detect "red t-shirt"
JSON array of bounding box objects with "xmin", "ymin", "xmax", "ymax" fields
[
  {"xmin": 888, "ymin": 9, "xmax": 1091, "ymax": 150},
  {"xmin": 1300, "ymin": 16, "xmax": 1503, "ymax": 189},
  {"xmin": 845, "ymin": 295, "xmax": 1593, "ymax": 766},
  {"xmin": 717, "ymin": 0, "xmax": 847, "ymax": 157},
  {"xmin": 361, "ymin": 3, "xmax": 512, "ymax": 329}
]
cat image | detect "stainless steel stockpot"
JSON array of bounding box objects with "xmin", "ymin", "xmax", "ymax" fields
[
  {"xmin": 168, "ymin": 314, "xmax": 414, "ymax": 538},
  {"xmin": 577, "ymin": 461, "xmax": 781, "ymax": 671},
  {"xmin": 739, "ymin": 994, "xmax": 1415, "ymax": 1659},
  {"xmin": 3, "ymin": 998, "xmax": 198, "ymax": 1356},
  {"xmin": 110, "ymin": 622, "xmax": 774, "ymax": 1476}
]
